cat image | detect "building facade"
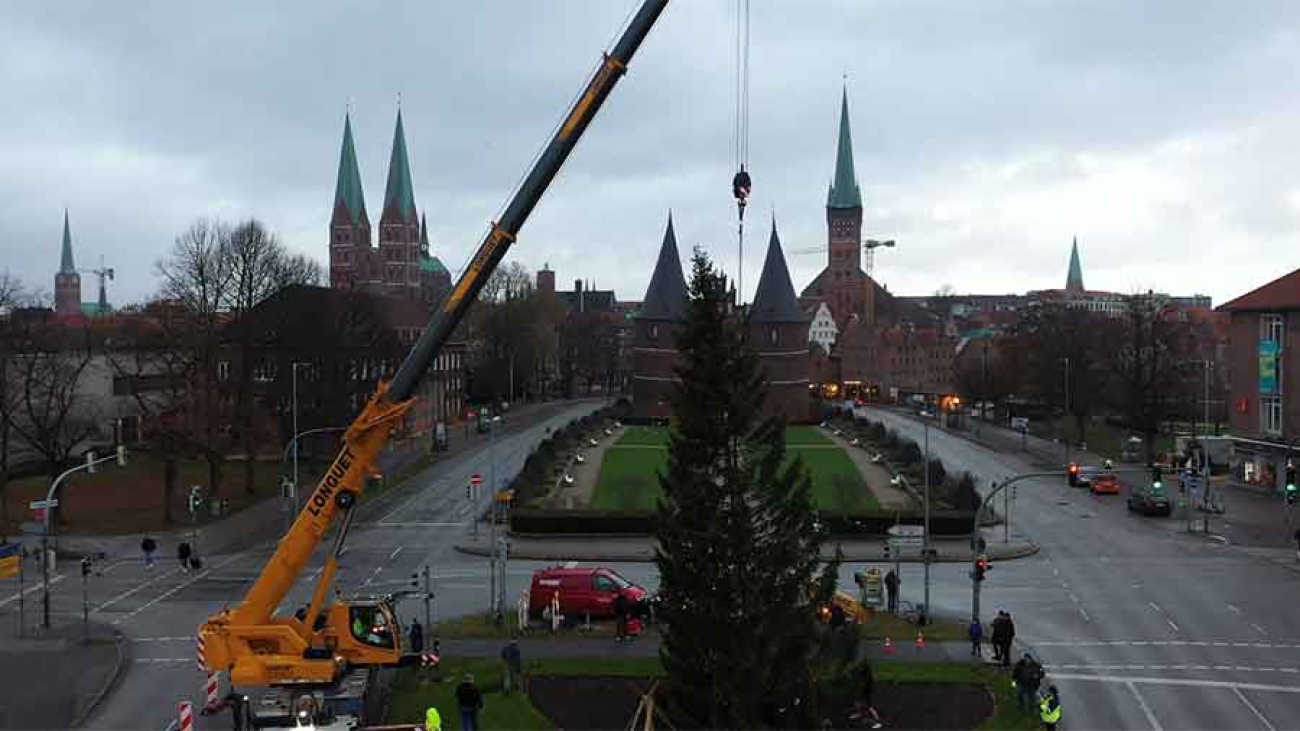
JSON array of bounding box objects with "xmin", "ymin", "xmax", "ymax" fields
[
  {"xmin": 631, "ymin": 216, "xmax": 687, "ymax": 421},
  {"xmin": 748, "ymin": 222, "xmax": 811, "ymax": 423},
  {"xmin": 808, "ymin": 302, "xmax": 838, "ymax": 354}
]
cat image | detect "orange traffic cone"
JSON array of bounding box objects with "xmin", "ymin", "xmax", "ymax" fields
[
  {"xmin": 915, "ymin": 631, "xmax": 926, "ymax": 650},
  {"xmin": 883, "ymin": 637, "xmax": 894, "ymax": 655}
]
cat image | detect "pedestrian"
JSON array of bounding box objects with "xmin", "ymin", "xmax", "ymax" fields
[
  {"xmin": 1038, "ymin": 685, "xmax": 1062, "ymax": 730},
  {"xmin": 141, "ymin": 536, "xmax": 156, "ymax": 569},
  {"xmin": 1012, "ymin": 654, "xmax": 1041, "ymax": 711},
  {"xmin": 848, "ymin": 662, "xmax": 883, "ymax": 729},
  {"xmin": 884, "ymin": 568, "xmax": 900, "ymax": 614},
  {"xmin": 1003, "ymin": 612, "xmax": 1017, "ymax": 667},
  {"xmin": 613, "ymin": 591, "xmax": 630, "ymax": 642},
  {"xmin": 223, "ymin": 690, "xmax": 247, "ymax": 731},
  {"xmin": 455, "ymin": 673, "xmax": 484, "ymax": 731},
  {"xmin": 424, "ymin": 706, "xmax": 442, "ymax": 731},
  {"xmin": 408, "ymin": 618, "xmax": 424, "ymax": 654},
  {"xmin": 969, "ymin": 617, "xmax": 984, "ymax": 658},
  {"xmin": 990, "ymin": 612, "xmax": 1008, "ymax": 664},
  {"xmin": 501, "ymin": 638, "xmax": 522, "ymax": 695},
  {"xmin": 177, "ymin": 541, "xmax": 192, "ymax": 572}
]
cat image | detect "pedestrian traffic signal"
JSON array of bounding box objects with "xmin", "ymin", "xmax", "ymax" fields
[
  {"xmin": 1067, "ymin": 463, "xmax": 1080, "ymax": 486},
  {"xmin": 1286, "ymin": 463, "xmax": 1296, "ymax": 505},
  {"xmin": 1151, "ymin": 465, "xmax": 1164, "ymax": 491},
  {"xmin": 974, "ymin": 556, "xmax": 989, "ymax": 581},
  {"xmin": 188, "ymin": 487, "xmax": 204, "ymax": 514}
]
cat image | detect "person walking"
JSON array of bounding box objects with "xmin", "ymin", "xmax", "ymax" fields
[
  {"xmin": 141, "ymin": 536, "xmax": 156, "ymax": 569},
  {"xmin": 613, "ymin": 591, "xmax": 630, "ymax": 642},
  {"xmin": 1003, "ymin": 612, "xmax": 1017, "ymax": 667},
  {"xmin": 408, "ymin": 618, "xmax": 424, "ymax": 654},
  {"xmin": 848, "ymin": 662, "xmax": 883, "ymax": 729},
  {"xmin": 969, "ymin": 617, "xmax": 984, "ymax": 658},
  {"xmin": 455, "ymin": 673, "xmax": 484, "ymax": 731},
  {"xmin": 1038, "ymin": 685, "xmax": 1062, "ymax": 730},
  {"xmin": 424, "ymin": 707, "xmax": 442, "ymax": 731},
  {"xmin": 990, "ymin": 612, "xmax": 1008, "ymax": 664},
  {"xmin": 1012, "ymin": 654, "xmax": 1043, "ymax": 711},
  {"xmin": 884, "ymin": 569, "xmax": 900, "ymax": 614},
  {"xmin": 177, "ymin": 541, "xmax": 193, "ymax": 572},
  {"xmin": 501, "ymin": 638, "xmax": 522, "ymax": 695}
]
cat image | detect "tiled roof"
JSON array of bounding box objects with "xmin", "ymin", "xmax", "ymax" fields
[{"xmin": 1218, "ymin": 268, "xmax": 1300, "ymax": 312}]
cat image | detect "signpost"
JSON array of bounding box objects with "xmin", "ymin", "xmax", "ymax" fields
[{"xmin": 470, "ymin": 474, "xmax": 482, "ymax": 538}]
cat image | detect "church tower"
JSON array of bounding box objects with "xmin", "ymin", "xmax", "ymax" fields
[
  {"xmin": 378, "ymin": 109, "xmax": 422, "ymax": 300},
  {"xmin": 749, "ymin": 218, "xmax": 810, "ymax": 423},
  {"xmin": 632, "ymin": 213, "xmax": 688, "ymax": 421},
  {"xmin": 1065, "ymin": 237, "xmax": 1085, "ymax": 294},
  {"xmin": 826, "ymin": 88, "xmax": 866, "ymax": 321},
  {"xmin": 329, "ymin": 113, "xmax": 372, "ymax": 290},
  {"xmin": 54, "ymin": 210, "xmax": 81, "ymax": 318}
]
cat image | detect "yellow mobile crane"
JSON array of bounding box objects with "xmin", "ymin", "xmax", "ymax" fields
[{"xmin": 199, "ymin": 0, "xmax": 670, "ymax": 689}]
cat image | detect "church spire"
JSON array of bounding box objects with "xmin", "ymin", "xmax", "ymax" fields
[
  {"xmin": 827, "ymin": 87, "xmax": 862, "ymax": 210},
  {"xmin": 60, "ymin": 208, "xmax": 75, "ymax": 273},
  {"xmin": 382, "ymin": 109, "xmax": 418, "ymax": 224},
  {"xmin": 420, "ymin": 211, "xmax": 429, "ymax": 252},
  {"xmin": 637, "ymin": 212, "xmax": 687, "ymax": 322},
  {"xmin": 749, "ymin": 217, "xmax": 803, "ymax": 323},
  {"xmin": 1066, "ymin": 237, "xmax": 1084, "ymax": 293},
  {"xmin": 332, "ymin": 113, "xmax": 368, "ymax": 225}
]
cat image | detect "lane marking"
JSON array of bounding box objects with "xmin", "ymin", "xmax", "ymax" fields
[
  {"xmin": 1068, "ymin": 593, "xmax": 1080, "ymax": 604},
  {"xmin": 1167, "ymin": 619, "xmax": 1180, "ymax": 633},
  {"xmin": 1227, "ymin": 604, "xmax": 1242, "ymax": 614},
  {"xmin": 1253, "ymin": 623, "xmax": 1269, "ymax": 636},
  {"xmin": 1079, "ymin": 608, "xmax": 1091, "ymax": 622},
  {"xmin": 133, "ymin": 658, "xmax": 191, "ymax": 664},
  {"xmin": 0, "ymin": 575, "xmax": 66, "ymax": 608},
  {"xmin": 111, "ymin": 553, "xmax": 244, "ymax": 626},
  {"xmin": 1149, "ymin": 601, "xmax": 1162, "ymax": 613},
  {"xmin": 389, "ymin": 546, "xmax": 403, "ymax": 561},
  {"xmin": 1128, "ymin": 681, "xmax": 1163, "ymax": 731},
  {"xmin": 368, "ymin": 522, "xmax": 468, "ymax": 528},
  {"xmin": 92, "ymin": 567, "xmax": 185, "ymax": 614},
  {"xmin": 1053, "ymin": 673, "xmax": 1300, "ymax": 694},
  {"xmin": 130, "ymin": 637, "xmax": 192, "ymax": 643},
  {"xmin": 1234, "ymin": 687, "xmax": 1277, "ymax": 731}
]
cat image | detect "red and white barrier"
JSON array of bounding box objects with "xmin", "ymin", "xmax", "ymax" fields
[
  {"xmin": 201, "ymin": 672, "xmax": 221, "ymax": 714},
  {"xmin": 195, "ymin": 635, "xmax": 206, "ymax": 671},
  {"xmin": 178, "ymin": 701, "xmax": 194, "ymax": 731}
]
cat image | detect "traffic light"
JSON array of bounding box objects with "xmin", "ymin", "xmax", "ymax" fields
[
  {"xmin": 188, "ymin": 487, "xmax": 204, "ymax": 514},
  {"xmin": 974, "ymin": 555, "xmax": 989, "ymax": 581},
  {"xmin": 1286, "ymin": 462, "xmax": 1297, "ymax": 505},
  {"xmin": 1067, "ymin": 463, "xmax": 1080, "ymax": 486},
  {"xmin": 116, "ymin": 445, "xmax": 127, "ymax": 467},
  {"xmin": 1151, "ymin": 465, "xmax": 1164, "ymax": 491},
  {"xmin": 86, "ymin": 451, "xmax": 97, "ymax": 474},
  {"xmin": 466, "ymin": 483, "xmax": 472, "ymax": 501}
]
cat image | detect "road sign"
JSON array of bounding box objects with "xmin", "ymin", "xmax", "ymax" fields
[
  {"xmin": 28, "ymin": 499, "xmax": 58, "ymax": 510},
  {"xmin": 471, "ymin": 474, "xmax": 483, "ymax": 486},
  {"xmin": 31, "ymin": 508, "xmax": 46, "ymax": 524}
]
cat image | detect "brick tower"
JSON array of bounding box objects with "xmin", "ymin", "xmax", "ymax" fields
[
  {"xmin": 54, "ymin": 209, "xmax": 81, "ymax": 318},
  {"xmin": 328, "ymin": 113, "xmax": 372, "ymax": 290},
  {"xmin": 632, "ymin": 214, "xmax": 688, "ymax": 421},
  {"xmin": 378, "ymin": 110, "xmax": 421, "ymax": 301},
  {"xmin": 748, "ymin": 219, "xmax": 810, "ymax": 423}
]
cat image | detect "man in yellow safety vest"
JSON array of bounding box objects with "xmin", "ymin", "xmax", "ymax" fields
[
  {"xmin": 425, "ymin": 706, "xmax": 442, "ymax": 731},
  {"xmin": 1038, "ymin": 685, "xmax": 1061, "ymax": 730}
]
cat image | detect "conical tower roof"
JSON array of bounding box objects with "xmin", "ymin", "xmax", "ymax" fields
[
  {"xmin": 1066, "ymin": 237, "xmax": 1084, "ymax": 292},
  {"xmin": 750, "ymin": 218, "xmax": 804, "ymax": 324},
  {"xmin": 382, "ymin": 109, "xmax": 418, "ymax": 224},
  {"xmin": 332, "ymin": 114, "xmax": 368, "ymax": 225},
  {"xmin": 827, "ymin": 88, "xmax": 863, "ymax": 210},
  {"xmin": 60, "ymin": 209, "xmax": 76, "ymax": 273},
  {"xmin": 420, "ymin": 212, "xmax": 429, "ymax": 251},
  {"xmin": 637, "ymin": 213, "xmax": 687, "ymax": 321}
]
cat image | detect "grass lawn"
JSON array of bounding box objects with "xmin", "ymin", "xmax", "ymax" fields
[
  {"xmin": 387, "ymin": 656, "xmax": 1033, "ymax": 730},
  {"xmin": 590, "ymin": 426, "xmax": 876, "ymax": 514}
]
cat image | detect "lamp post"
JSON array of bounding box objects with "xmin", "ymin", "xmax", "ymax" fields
[
  {"xmin": 922, "ymin": 411, "xmax": 931, "ymax": 625},
  {"xmin": 1060, "ymin": 357, "xmax": 1071, "ymax": 468}
]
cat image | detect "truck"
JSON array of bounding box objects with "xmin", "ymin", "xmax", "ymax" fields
[{"xmin": 195, "ymin": 0, "xmax": 671, "ymax": 712}]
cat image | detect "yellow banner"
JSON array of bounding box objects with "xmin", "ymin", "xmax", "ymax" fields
[{"xmin": 0, "ymin": 555, "xmax": 19, "ymax": 578}]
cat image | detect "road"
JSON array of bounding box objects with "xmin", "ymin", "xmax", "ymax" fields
[
  {"xmin": 867, "ymin": 407, "xmax": 1300, "ymax": 731},
  {"xmin": 17, "ymin": 400, "xmax": 618, "ymax": 730}
]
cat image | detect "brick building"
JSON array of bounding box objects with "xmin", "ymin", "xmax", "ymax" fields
[
  {"xmin": 747, "ymin": 221, "xmax": 811, "ymax": 422},
  {"xmin": 1218, "ymin": 269, "xmax": 1300, "ymax": 490},
  {"xmin": 328, "ymin": 111, "xmax": 452, "ymax": 310},
  {"xmin": 631, "ymin": 216, "xmax": 687, "ymax": 421}
]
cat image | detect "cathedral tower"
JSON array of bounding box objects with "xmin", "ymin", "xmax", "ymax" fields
[{"xmin": 54, "ymin": 210, "xmax": 81, "ymax": 318}]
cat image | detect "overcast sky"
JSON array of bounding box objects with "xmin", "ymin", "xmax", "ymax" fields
[{"xmin": 4, "ymin": 1, "xmax": 1299, "ymax": 309}]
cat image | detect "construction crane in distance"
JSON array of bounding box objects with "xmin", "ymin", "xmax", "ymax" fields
[
  {"xmin": 789, "ymin": 238, "xmax": 896, "ymax": 278},
  {"xmin": 80, "ymin": 256, "xmax": 114, "ymax": 314}
]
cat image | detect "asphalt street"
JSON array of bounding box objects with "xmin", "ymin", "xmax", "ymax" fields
[
  {"xmin": 0, "ymin": 400, "xmax": 609, "ymax": 730},
  {"xmin": 865, "ymin": 408, "xmax": 1300, "ymax": 731}
]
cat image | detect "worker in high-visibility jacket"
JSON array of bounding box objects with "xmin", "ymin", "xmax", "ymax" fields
[
  {"xmin": 425, "ymin": 706, "xmax": 442, "ymax": 731},
  {"xmin": 1038, "ymin": 685, "xmax": 1062, "ymax": 730}
]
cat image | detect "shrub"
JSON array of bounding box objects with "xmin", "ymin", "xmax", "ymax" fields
[
  {"xmin": 954, "ymin": 472, "xmax": 981, "ymax": 511},
  {"xmin": 898, "ymin": 440, "xmax": 922, "ymax": 465}
]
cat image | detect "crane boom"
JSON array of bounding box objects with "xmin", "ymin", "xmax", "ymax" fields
[{"xmin": 199, "ymin": 0, "xmax": 670, "ymax": 688}]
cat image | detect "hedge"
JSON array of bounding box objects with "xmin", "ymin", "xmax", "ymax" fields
[{"xmin": 510, "ymin": 508, "xmax": 976, "ymax": 537}]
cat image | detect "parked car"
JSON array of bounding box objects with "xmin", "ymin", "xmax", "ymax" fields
[
  {"xmin": 1128, "ymin": 487, "xmax": 1172, "ymax": 516},
  {"xmin": 528, "ymin": 566, "xmax": 651, "ymax": 620},
  {"xmin": 1090, "ymin": 473, "xmax": 1121, "ymax": 495}
]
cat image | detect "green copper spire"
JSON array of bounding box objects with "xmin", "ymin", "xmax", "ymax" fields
[
  {"xmin": 1066, "ymin": 237, "xmax": 1084, "ymax": 292},
  {"xmin": 333, "ymin": 114, "xmax": 368, "ymax": 224},
  {"xmin": 60, "ymin": 209, "xmax": 75, "ymax": 273},
  {"xmin": 827, "ymin": 87, "xmax": 862, "ymax": 209},
  {"xmin": 383, "ymin": 109, "xmax": 417, "ymax": 223}
]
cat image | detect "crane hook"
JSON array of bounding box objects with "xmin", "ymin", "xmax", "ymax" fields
[{"xmin": 732, "ymin": 166, "xmax": 752, "ymax": 221}]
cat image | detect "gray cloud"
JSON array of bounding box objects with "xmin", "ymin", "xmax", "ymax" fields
[{"xmin": 3, "ymin": 1, "xmax": 1299, "ymax": 310}]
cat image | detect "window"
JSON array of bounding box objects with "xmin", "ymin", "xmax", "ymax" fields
[
  {"xmin": 217, "ymin": 361, "xmax": 230, "ymax": 382},
  {"xmin": 1262, "ymin": 314, "xmax": 1285, "ymax": 347},
  {"xmin": 650, "ymin": 324, "xmax": 659, "ymax": 339},
  {"xmin": 253, "ymin": 359, "xmax": 277, "ymax": 382},
  {"xmin": 593, "ymin": 575, "xmax": 617, "ymax": 593},
  {"xmin": 1262, "ymin": 396, "xmax": 1283, "ymax": 435},
  {"xmin": 770, "ymin": 329, "xmax": 778, "ymax": 345}
]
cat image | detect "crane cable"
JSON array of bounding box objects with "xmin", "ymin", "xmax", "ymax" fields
[{"xmin": 731, "ymin": 0, "xmax": 751, "ymax": 303}]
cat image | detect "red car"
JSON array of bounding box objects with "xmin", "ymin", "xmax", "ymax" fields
[
  {"xmin": 1090, "ymin": 474, "xmax": 1121, "ymax": 495},
  {"xmin": 528, "ymin": 566, "xmax": 649, "ymax": 620}
]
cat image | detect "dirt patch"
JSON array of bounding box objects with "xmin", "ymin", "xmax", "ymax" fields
[
  {"xmin": 546, "ymin": 425, "xmax": 624, "ymax": 509},
  {"xmin": 528, "ymin": 677, "xmax": 993, "ymax": 731},
  {"xmin": 528, "ymin": 675, "xmax": 655, "ymax": 730},
  {"xmin": 824, "ymin": 431, "xmax": 916, "ymax": 510}
]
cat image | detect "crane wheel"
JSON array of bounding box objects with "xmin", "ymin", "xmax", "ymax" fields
[{"xmin": 336, "ymin": 491, "xmax": 356, "ymax": 510}]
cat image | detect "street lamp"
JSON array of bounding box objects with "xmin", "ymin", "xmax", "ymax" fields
[{"xmin": 922, "ymin": 411, "xmax": 931, "ymax": 625}]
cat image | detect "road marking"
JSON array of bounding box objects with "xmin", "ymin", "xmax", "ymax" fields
[
  {"xmin": 376, "ymin": 478, "xmax": 452, "ymax": 524},
  {"xmin": 132, "ymin": 658, "xmax": 191, "ymax": 664},
  {"xmin": 1079, "ymin": 608, "xmax": 1091, "ymax": 622},
  {"xmin": 1053, "ymin": 673, "xmax": 1300, "ymax": 694},
  {"xmin": 0, "ymin": 574, "xmax": 66, "ymax": 608},
  {"xmin": 130, "ymin": 637, "xmax": 192, "ymax": 643},
  {"xmin": 1132, "ymin": 641, "xmax": 1149, "ymax": 646},
  {"xmin": 1167, "ymin": 619, "xmax": 1180, "ymax": 633},
  {"xmin": 1068, "ymin": 593, "xmax": 1080, "ymax": 604},
  {"xmin": 1128, "ymin": 681, "xmax": 1163, "ymax": 731},
  {"xmin": 92, "ymin": 567, "xmax": 184, "ymax": 614},
  {"xmin": 1234, "ymin": 687, "xmax": 1277, "ymax": 731},
  {"xmin": 1253, "ymin": 623, "xmax": 1269, "ymax": 636},
  {"xmin": 1149, "ymin": 601, "xmax": 1162, "ymax": 613},
  {"xmin": 111, "ymin": 553, "xmax": 244, "ymax": 626},
  {"xmin": 367, "ymin": 522, "xmax": 468, "ymax": 528},
  {"xmin": 389, "ymin": 546, "xmax": 403, "ymax": 561},
  {"xmin": 1227, "ymin": 603, "xmax": 1242, "ymax": 614}
]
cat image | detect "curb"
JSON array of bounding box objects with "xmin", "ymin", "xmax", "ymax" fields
[
  {"xmin": 453, "ymin": 541, "xmax": 1040, "ymax": 564},
  {"xmin": 73, "ymin": 630, "xmax": 128, "ymax": 729}
]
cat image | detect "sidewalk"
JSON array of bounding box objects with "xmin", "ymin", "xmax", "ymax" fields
[
  {"xmin": 0, "ymin": 619, "xmax": 124, "ymax": 730},
  {"xmin": 455, "ymin": 533, "xmax": 1038, "ymax": 563}
]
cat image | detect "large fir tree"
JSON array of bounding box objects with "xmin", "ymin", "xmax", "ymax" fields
[{"xmin": 654, "ymin": 251, "xmax": 831, "ymax": 729}]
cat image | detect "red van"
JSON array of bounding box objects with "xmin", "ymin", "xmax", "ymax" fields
[{"xmin": 528, "ymin": 566, "xmax": 649, "ymax": 620}]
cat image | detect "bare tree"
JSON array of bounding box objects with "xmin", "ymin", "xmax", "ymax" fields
[
  {"xmin": 1107, "ymin": 291, "xmax": 1185, "ymax": 461},
  {"xmin": 0, "ymin": 274, "xmax": 27, "ymax": 536},
  {"xmin": 1017, "ymin": 302, "xmax": 1107, "ymax": 445}
]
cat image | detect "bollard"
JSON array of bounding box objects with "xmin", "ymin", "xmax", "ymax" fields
[
  {"xmin": 200, "ymin": 673, "xmax": 221, "ymax": 714},
  {"xmin": 883, "ymin": 637, "xmax": 894, "ymax": 655},
  {"xmin": 915, "ymin": 631, "xmax": 925, "ymax": 650},
  {"xmin": 178, "ymin": 701, "xmax": 194, "ymax": 731}
]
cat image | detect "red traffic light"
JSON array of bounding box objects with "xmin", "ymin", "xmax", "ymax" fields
[{"xmin": 1068, "ymin": 463, "xmax": 1080, "ymax": 475}]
